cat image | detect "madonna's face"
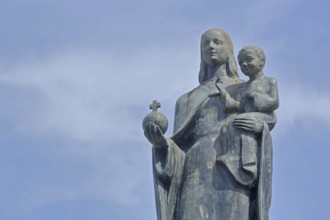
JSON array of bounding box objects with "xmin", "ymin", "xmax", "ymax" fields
[{"xmin": 201, "ymin": 31, "xmax": 229, "ymax": 66}]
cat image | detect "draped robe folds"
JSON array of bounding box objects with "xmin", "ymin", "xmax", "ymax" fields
[{"xmin": 152, "ymin": 79, "xmax": 276, "ymax": 220}]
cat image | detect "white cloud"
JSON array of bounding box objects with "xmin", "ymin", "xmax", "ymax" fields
[
  {"xmin": 0, "ymin": 46, "xmax": 198, "ymax": 210},
  {"xmin": 276, "ymin": 81, "xmax": 330, "ymax": 135},
  {"xmin": 0, "ymin": 47, "xmax": 199, "ymax": 142}
]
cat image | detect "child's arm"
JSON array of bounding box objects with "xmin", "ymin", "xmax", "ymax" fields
[
  {"xmin": 216, "ymin": 78, "xmax": 240, "ymax": 112},
  {"xmin": 250, "ymin": 77, "xmax": 279, "ymax": 112}
]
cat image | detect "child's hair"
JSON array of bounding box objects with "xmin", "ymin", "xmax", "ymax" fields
[{"xmin": 238, "ymin": 46, "xmax": 266, "ymax": 67}]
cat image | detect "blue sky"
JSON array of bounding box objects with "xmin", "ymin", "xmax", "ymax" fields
[{"xmin": 0, "ymin": 0, "xmax": 329, "ymax": 219}]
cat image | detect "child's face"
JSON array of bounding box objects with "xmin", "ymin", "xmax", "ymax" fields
[{"xmin": 238, "ymin": 49, "xmax": 263, "ymax": 77}]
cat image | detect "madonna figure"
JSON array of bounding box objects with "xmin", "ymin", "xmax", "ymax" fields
[{"xmin": 144, "ymin": 29, "xmax": 277, "ymax": 220}]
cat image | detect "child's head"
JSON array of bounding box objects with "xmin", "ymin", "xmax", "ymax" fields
[{"xmin": 237, "ymin": 46, "xmax": 266, "ymax": 78}]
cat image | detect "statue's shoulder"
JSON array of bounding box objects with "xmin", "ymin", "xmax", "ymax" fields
[
  {"xmin": 261, "ymin": 76, "xmax": 278, "ymax": 91},
  {"xmin": 262, "ymin": 76, "xmax": 278, "ymax": 84},
  {"xmin": 176, "ymin": 92, "xmax": 189, "ymax": 104},
  {"xmin": 175, "ymin": 87, "xmax": 198, "ymax": 106}
]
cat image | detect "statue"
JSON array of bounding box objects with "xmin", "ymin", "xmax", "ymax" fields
[{"xmin": 143, "ymin": 29, "xmax": 279, "ymax": 220}]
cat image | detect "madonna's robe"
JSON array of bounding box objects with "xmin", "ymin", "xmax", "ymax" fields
[{"xmin": 152, "ymin": 78, "xmax": 276, "ymax": 220}]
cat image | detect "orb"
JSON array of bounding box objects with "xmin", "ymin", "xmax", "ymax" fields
[{"xmin": 142, "ymin": 111, "xmax": 168, "ymax": 134}]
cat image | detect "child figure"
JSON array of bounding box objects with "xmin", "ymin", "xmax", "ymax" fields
[{"xmin": 216, "ymin": 45, "xmax": 279, "ymax": 180}]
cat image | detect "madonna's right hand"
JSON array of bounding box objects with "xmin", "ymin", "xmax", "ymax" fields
[{"xmin": 144, "ymin": 122, "xmax": 168, "ymax": 148}]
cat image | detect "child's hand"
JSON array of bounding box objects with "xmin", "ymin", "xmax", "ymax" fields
[{"xmin": 215, "ymin": 78, "xmax": 227, "ymax": 96}]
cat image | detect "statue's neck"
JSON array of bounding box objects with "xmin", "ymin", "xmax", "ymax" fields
[
  {"xmin": 206, "ymin": 64, "xmax": 228, "ymax": 82},
  {"xmin": 248, "ymin": 70, "xmax": 264, "ymax": 81}
]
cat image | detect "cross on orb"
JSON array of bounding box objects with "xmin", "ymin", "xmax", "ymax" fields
[{"xmin": 149, "ymin": 100, "xmax": 161, "ymax": 112}]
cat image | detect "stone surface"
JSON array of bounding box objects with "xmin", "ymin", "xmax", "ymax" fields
[{"xmin": 143, "ymin": 29, "xmax": 279, "ymax": 220}]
